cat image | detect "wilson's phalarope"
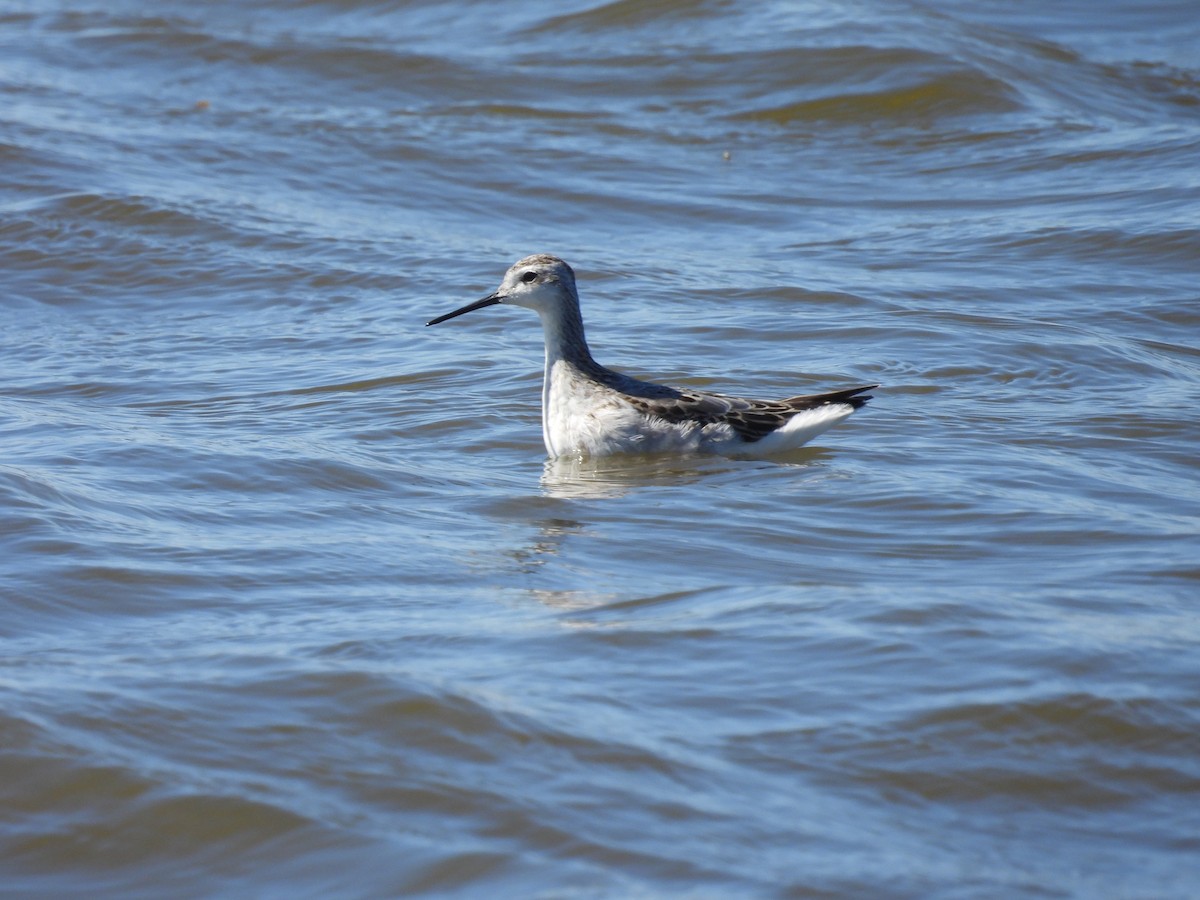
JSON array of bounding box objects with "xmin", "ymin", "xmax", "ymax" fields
[{"xmin": 427, "ymin": 254, "xmax": 875, "ymax": 458}]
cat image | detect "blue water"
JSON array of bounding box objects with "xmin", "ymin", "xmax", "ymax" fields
[{"xmin": 2, "ymin": 1, "xmax": 1199, "ymax": 896}]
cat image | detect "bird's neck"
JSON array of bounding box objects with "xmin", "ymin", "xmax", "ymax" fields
[
  {"xmin": 537, "ymin": 304, "xmax": 605, "ymax": 457},
  {"xmin": 539, "ymin": 303, "xmax": 598, "ymax": 372}
]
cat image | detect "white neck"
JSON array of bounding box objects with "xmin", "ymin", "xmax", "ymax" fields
[{"xmin": 535, "ymin": 303, "xmax": 595, "ymax": 457}]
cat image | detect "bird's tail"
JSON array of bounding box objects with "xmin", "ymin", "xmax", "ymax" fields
[{"xmin": 784, "ymin": 384, "xmax": 877, "ymax": 411}]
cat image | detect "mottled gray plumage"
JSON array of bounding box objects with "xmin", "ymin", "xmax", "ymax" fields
[{"xmin": 622, "ymin": 384, "xmax": 874, "ymax": 443}]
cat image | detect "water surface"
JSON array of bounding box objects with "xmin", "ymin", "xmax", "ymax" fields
[{"xmin": 2, "ymin": 1, "xmax": 1199, "ymax": 896}]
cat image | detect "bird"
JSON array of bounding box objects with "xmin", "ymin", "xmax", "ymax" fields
[{"xmin": 427, "ymin": 254, "xmax": 875, "ymax": 458}]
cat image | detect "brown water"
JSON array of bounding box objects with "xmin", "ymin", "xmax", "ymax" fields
[{"xmin": 3, "ymin": 1, "xmax": 1200, "ymax": 896}]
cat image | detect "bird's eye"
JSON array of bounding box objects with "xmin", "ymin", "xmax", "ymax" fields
[{"xmin": 521, "ymin": 271, "xmax": 538, "ymax": 284}]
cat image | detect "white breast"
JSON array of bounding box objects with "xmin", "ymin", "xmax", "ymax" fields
[{"xmin": 542, "ymin": 360, "xmax": 742, "ymax": 457}]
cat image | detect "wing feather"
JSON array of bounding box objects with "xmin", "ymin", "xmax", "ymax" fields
[{"xmin": 624, "ymin": 384, "xmax": 876, "ymax": 443}]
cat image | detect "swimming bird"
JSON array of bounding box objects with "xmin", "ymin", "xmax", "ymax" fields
[{"xmin": 427, "ymin": 254, "xmax": 875, "ymax": 458}]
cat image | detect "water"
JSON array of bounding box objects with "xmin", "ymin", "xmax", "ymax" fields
[{"xmin": 2, "ymin": 1, "xmax": 1199, "ymax": 896}]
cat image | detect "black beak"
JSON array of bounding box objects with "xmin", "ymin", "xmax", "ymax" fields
[{"xmin": 426, "ymin": 292, "xmax": 503, "ymax": 327}]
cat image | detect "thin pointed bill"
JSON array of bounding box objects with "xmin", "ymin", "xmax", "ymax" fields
[{"xmin": 426, "ymin": 292, "xmax": 503, "ymax": 327}]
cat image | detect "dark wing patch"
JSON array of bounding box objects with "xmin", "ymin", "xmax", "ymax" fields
[
  {"xmin": 781, "ymin": 385, "xmax": 876, "ymax": 411},
  {"xmin": 625, "ymin": 384, "xmax": 877, "ymax": 443}
]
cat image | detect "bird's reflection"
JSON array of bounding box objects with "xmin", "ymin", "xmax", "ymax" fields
[
  {"xmin": 496, "ymin": 449, "xmax": 834, "ymax": 610},
  {"xmin": 539, "ymin": 453, "xmax": 737, "ymax": 499},
  {"xmin": 506, "ymin": 517, "xmax": 586, "ymax": 572}
]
